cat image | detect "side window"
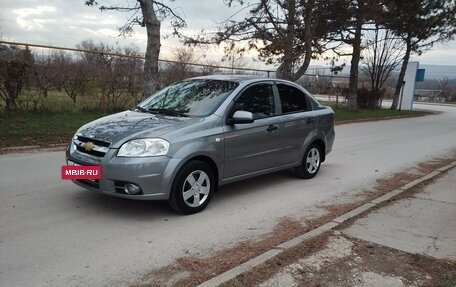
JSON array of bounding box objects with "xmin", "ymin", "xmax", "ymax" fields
[
  {"xmin": 277, "ymin": 84, "xmax": 309, "ymax": 113},
  {"xmin": 233, "ymin": 84, "xmax": 275, "ymax": 119}
]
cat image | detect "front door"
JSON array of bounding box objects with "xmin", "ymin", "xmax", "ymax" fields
[{"xmin": 223, "ymin": 83, "xmax": 281, "ymax": 179}]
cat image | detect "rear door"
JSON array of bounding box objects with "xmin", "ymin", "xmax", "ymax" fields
[{"xmin": 275, "ymin": 83, "xmax": 317, "ymax": 165}]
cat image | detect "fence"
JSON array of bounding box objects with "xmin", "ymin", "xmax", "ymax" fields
[{"xmin": 0, "ymin": 40, "xmax": 357, "ymax": 113}]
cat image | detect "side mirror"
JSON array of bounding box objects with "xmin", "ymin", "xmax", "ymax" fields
[{"xmin": 227, "ymin": 110, "xmax": 254, "ymax": 125}]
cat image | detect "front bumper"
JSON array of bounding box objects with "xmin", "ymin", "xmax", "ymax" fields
[{"xmin": 66, "ymin": 144, "xmax": 175, "ymax": 200}]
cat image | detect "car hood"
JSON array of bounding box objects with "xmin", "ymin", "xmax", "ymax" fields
[{"xmin": 77, "ymin": 111, "xmax": 201, "ymax": 147}]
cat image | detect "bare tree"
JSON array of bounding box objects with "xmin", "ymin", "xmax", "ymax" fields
[
  {"xmin": 85, "ymin": 0, "xmax": 185, "ymax": 97},
  {"xmin": 161, "ymin": 47, "xmax": 200, "ymax": 85},
  {"xmin": 0, "ymin": 44, "xmax": 33, "ymax": 113},
  {"xmin": 97, "ymin": 52, "xmax": 126, "ymax": 111},
  {"xmin": 170, "ymin": 47, "xmax": 199, "ymax": 77},
  {"xmin": 76, "ymin": 40, "xmax": 113, "ymax": 85},
  {"xmin": 75, "ymin": 40, "xmax": 144, "ymax": 109},
  {"xmin": 361, "ymin": 26, "xmax": 404, "ymax": 109},
  {"xmin": 40, "ymin": 50, "xmax": 90, "ymax": 104},
  {"xmin": 122, "ymin": 45, "xmax": 144, "ymax": 103},
  {"xmin": 62, "ymin": 62, "xmax": 92, "ymax": 104},
  {"xmin": 33, "ymin": 54, "xmax": 56, "ymax": 99},
  {"xmin": 436, "ymin": 78, "xmax": 456, "ymax": 102},
  {"xmin": 221, "ymin": 45, "xmax": 247, "ymax": 72},
  {"xmin": 33, "ymin": 51, "xmax": 65, "ymax": 99},
  {"xmin": 76, "ymin": 40, "xmax": 103, "ymax": 72}
]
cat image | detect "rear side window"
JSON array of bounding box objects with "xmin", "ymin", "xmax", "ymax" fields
[
  {"xmin": 277, "ymin": 84, "xmax": 309, "ymax": 113},
  {"xmin": 233, "ymin": 84, "xmax": 275, "ymax": 119}
]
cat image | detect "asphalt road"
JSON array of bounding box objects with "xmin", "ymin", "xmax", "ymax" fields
[{"xmin": 1, "ymin": 103, "xmax": 456, "ymax": 287}]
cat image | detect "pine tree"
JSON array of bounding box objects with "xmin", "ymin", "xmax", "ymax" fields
[{"xmin": 382, "ymin": 0, "xmax": 456, "ymax": 109}]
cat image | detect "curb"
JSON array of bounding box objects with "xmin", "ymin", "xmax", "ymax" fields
[
  {"xmin": 197, "ymin": 161, "xmax": 456, "ymax": 287},
  {"xmin": 1, "ymin": 143, "xmax": 67, "ymax": 153},
  {"xmin": 1, "ymin": 145, "xmax": 41, "ymax": 151}
]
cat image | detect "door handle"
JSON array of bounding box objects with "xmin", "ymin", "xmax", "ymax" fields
[
  {"xmin": 266, "ymin": 125, "xmax": 278, "ymax": 132},
  {"xmin": 306, "ymin": 118, "xmax": 315, "ymax": 125}
]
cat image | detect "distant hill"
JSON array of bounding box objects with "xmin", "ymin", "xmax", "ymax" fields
[
  {"xmin": 307, "ymin": 64, "xmax": 456, "ymax": 81},
  {"xmin": 418, "ymin": 64, "xmax": 456, "ymax": 80}
]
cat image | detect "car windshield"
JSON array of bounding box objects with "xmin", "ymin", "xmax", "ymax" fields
[{"xmin": 135, "ymin": 79, "xmax": 239, "ymax": 117}]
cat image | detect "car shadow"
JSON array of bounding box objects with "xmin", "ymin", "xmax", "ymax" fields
[
  {"xmin": 213, "ymin": 169, "xmax": 299, "ymax": 199},
  {"xmin": 64, "ymin": 167, "xmax": 328, "ymax": 219},
  {"xmin": 67, "ymin": 188, "xmax": 177, "ymax": 219}
]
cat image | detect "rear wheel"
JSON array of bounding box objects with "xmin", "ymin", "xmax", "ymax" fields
[
  {"xmin": 169, "ymin": 161, "xmax": 215, "ymax": 214},
  {"xmin": 295, "ymin": 144, "xmax": 322, "ymax": 179}
]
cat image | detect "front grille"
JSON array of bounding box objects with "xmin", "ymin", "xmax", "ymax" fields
[
  {"xmin": 75, "ymin": 146, "xmax": 106, "ymax": 157},
  {"xmin": 75, "ymin": 179, "xmax": 100, "ymax": 189},
  {"xmin": 73, "ymin": 135, "xmax": 111, "ymax": 158},
  {"xmin": 77, "ymin": 136, "xmax": 110, "ymax": 147}
]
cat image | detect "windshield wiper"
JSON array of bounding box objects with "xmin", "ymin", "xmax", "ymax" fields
[
  {"xmin": 132, "ymin": 106, "xmax": 149, "ymax": 113},
  {"xmin": 147, "ymin": 108, "xmax": 189, "ymax": 117}
]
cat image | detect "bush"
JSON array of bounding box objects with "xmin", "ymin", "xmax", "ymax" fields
[{"xmin": 341, "ymin": 88, "xmax": 383, "ymax": 109}]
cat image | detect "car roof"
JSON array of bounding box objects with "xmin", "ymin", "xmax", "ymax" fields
[
  {"xmin": 189, "ymin": 74, "xmax": 275, "ymax": 83},
  {"xmin": 186, "ymin": 74, "xmax": 309, "ymax": 93}
]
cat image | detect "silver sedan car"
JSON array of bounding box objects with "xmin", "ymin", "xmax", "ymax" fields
[{"xmin": 66, "ymin": 75, "xmax": 335, "ymax": 214}]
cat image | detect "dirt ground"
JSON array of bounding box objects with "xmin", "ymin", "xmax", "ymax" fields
[
  {"xmin": 255, "ymin": 233, "xmax": 456, "ymax": 287},
  {"xmin": 129, "ymin": 156, "xmax": 456, "ymax": 287},
  {"xmin": 220, "ymin": 165, "xmax": 456, "ymax": 287}
]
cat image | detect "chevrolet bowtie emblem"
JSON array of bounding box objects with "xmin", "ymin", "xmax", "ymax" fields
[{"xmin": 81, "ymin": 142, "xmax": 95, "ymax": 152}]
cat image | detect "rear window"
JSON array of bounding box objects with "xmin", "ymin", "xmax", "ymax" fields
[{"xmin": 277, "ymin": 84, "xmax": 309, "ymax": 113}]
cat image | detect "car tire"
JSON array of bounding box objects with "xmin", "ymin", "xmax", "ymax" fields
[
  {"xmin": 295, "ymin": 143, "xmax": 322, "ymax": 179},
  {"xmin": 169, "ymin": 161, "xmax": 215, "ymax": 214}
]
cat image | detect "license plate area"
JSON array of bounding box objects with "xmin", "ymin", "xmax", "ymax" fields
[{"xmin": 62, "ymin": 162, "xmax": 102, "ymax": 180}]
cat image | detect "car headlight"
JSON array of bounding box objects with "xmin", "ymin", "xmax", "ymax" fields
[
  {"xmin": 70, "ymin": 133, "xmax": 79, "ymax": 151},
  {"xmin": 118, "ymin": 138, "xmax": 170, "ymax": 157}
]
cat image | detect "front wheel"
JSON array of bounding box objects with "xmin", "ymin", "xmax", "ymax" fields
[
  {"xmin": 295, "ymin": 144, "xmax": 322, "ymax": 179},
  {"xmin": 169, "ymin": 161, "xmax": 215, "ymax": 214}
]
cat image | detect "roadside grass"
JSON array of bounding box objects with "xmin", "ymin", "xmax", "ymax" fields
[
  {"xmin": 17, "ymin": 88, "xmax": 102, "ymax": 113},
  {"xmin": 0, "ymin": 111, "xmax": 108, "ymax": 148},
  {"xmin": 0, "ymin": 107, "xmax": 431, "ymax": 149},
  {"xmin": 12, "ymin": 87, "xmax": 137, "ymax": 113},
  {"xmin": 333, "ymin": 107, "xmax": 430, "ymax": 123}
]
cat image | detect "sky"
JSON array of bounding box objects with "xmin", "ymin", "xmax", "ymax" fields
[{"xmin": 1, "ymin": 0, "xmax": 456, "ymax": 71}]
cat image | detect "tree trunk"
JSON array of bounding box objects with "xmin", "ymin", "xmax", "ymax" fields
[
  {"xmin": 290, "ymin": 50, "xmax": 312, "ymax": 82},
  {"xmin": 348, "ymin": 16, "xmax": 363, "ymax": 111},
  {"xmin": 276, "ymin": 0, "xmax": 296, "ymax": 80},
  {"xmin": 290, "ymin": 0, "xmax": 315, "ymax": 82},
  {"xmin": 391, "ymin": 37, "xmax": 412, "ymax": 110},
  {"xmin": 4, "ymin": 65, "xmax": 22, "ymax": 113},
  {"xmin": 140, "ymin": 0, "xmax": 161, "ymax": 98},
  {"xmin": 5, "ymin": 97, "xmax": 17, "ymax": 113}
]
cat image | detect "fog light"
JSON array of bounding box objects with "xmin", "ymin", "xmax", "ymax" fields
[{"xmin": 124, "ymin": 183, "xmax": 141, "ymax": 195}]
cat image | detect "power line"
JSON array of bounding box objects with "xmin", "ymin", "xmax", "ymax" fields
[{"xmin": 0, "ymin": 40, "xmax": 276, "ymax": 75}]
